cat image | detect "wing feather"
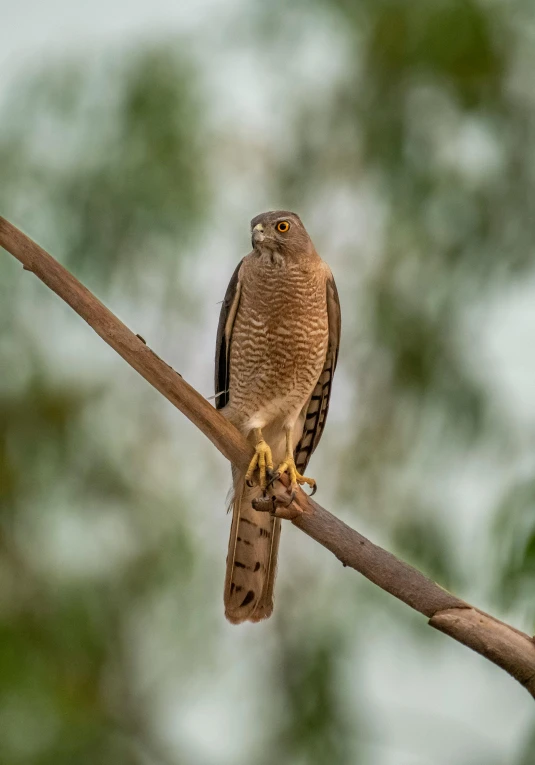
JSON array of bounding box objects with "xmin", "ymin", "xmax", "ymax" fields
[
  {"xmin": 295, "ymin": 271, "xmax": 341, "ymax": 473},
  {"xmin": 215, "ymin": 259, "xmax": 243, "ymax": 409}
]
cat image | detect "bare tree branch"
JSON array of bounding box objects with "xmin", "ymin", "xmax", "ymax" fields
[{"xmin": 2, "ymin": 215, "xmax": 535, "ymax": 699}]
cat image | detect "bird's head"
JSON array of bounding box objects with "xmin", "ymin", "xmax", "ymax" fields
[{"xmin": 250, "ymin": 210, "xmax": 314, "ymax": 261}]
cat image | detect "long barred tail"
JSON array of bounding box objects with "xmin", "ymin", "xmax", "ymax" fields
[{"xmin": 224, "ymin": 476, "xmax": 281, "ymax": 624}]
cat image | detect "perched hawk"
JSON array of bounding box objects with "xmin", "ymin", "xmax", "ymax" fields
[{"xmin": 215, "ymin": 211, "xmax": 341, "ymax": 623}]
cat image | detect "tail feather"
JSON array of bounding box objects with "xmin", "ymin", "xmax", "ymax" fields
[
  {"xmin": 248, "ymin": 513, "xmax": 281, "ymax": 622},
  {"xmin": 224, "ymin": 478, "xmax": 281, "ymax": 624}
]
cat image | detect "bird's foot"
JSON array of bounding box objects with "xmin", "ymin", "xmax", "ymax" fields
[
  {"xmin": 245, "ymin": 439, "xmax": 274, "ymax": 492},
  {"xmin": 271, "ymin": 456, "xmax": 317, "ymax": 501}
]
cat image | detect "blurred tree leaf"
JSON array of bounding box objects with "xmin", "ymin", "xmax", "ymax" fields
[
  {"xmin": 271, "ymin": 629, "xmax": 355, "ymax": 765},
  {"xmin": 0, "ymin": 46, "xmax": 208, "ymax": 291},
  {"xmin": 391, "ymin": 508, "xmax": 461, "ymax": 591},
  {"xmin": 494, "ymin": 477, "xmax": 535, "ymax": 624},
  {"xmin": 0, "ymin": 42, "xmax": 211, "ymax": 765}
]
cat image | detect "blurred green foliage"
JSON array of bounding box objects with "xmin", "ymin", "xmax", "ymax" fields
[
  {"xmin": 271, "ymin": 632, "xmax": 353, "ymax": 765},
  {"xmin": 494, "ymin": 478, "xmax": 535, "ymax": 622},
  {"xmin": 1, "ymin": 1, "xmax": 535, "ymax": 763},
  {"xmin": 0, "ymin": 47, "xmax": 210, "ymax": 765},
  {"xmin": 0, "ymin": 47, "xmax": 207, "ymax": 288}
]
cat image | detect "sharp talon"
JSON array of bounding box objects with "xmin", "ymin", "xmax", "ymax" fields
[
  {"xmin": 243, "ymin": 435, "xmax": 274, "ymax": 489},
  {"xmin": 273, "ymin": 452, "xmax": 316, "ymax": 500},
  {"xmin": 266, "ymin": 471, "xmax": 280, "ymax": 490},
  {"xmin": 309, "ymin": 482, "xmax": 317, "ymax": 497}
]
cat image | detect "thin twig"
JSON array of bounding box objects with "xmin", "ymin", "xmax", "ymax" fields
[{"xmin": 1, "ymin": 214, "xmax": 535, "ymax": 699}]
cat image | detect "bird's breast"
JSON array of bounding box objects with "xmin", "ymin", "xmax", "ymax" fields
[{"xmin": 227, "ymin": 259, "xmax": 329, "ymax": 426}]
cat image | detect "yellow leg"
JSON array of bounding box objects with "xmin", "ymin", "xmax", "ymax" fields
[
  {"xmin": 275, "ymin": 428, "xmax": 317, "ymax": 496},
  {"xmin": 245, "ymin": 428, "xmax": 274, "ymax": 492}
]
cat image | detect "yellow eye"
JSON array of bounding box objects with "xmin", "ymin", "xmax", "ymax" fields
[{"xmin": 276, "ymin": 221, "xmax": 290, "ymax": 233}]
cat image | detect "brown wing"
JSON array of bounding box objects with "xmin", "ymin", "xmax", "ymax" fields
[
  {"xmin": 215, "ymin": 259, "xmax": 243, "ymax": 409},
  {"xmin": 295, "ymin": 271, "xmax": 341, "ymax": 474}
]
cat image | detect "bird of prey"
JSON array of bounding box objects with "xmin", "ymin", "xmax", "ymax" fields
[{"xmin": 215, "ymin": 210, "xmax": 341, "ymax": 624}]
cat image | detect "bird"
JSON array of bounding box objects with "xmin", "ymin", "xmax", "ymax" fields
[{"xmin": 215, "ymin": 210, "xmax": 341, "ymax": 624}]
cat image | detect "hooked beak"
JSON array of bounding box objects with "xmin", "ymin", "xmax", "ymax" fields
[{"xmin": 251, "ymin": 223, "xmax": 265, "ymax": 248}]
